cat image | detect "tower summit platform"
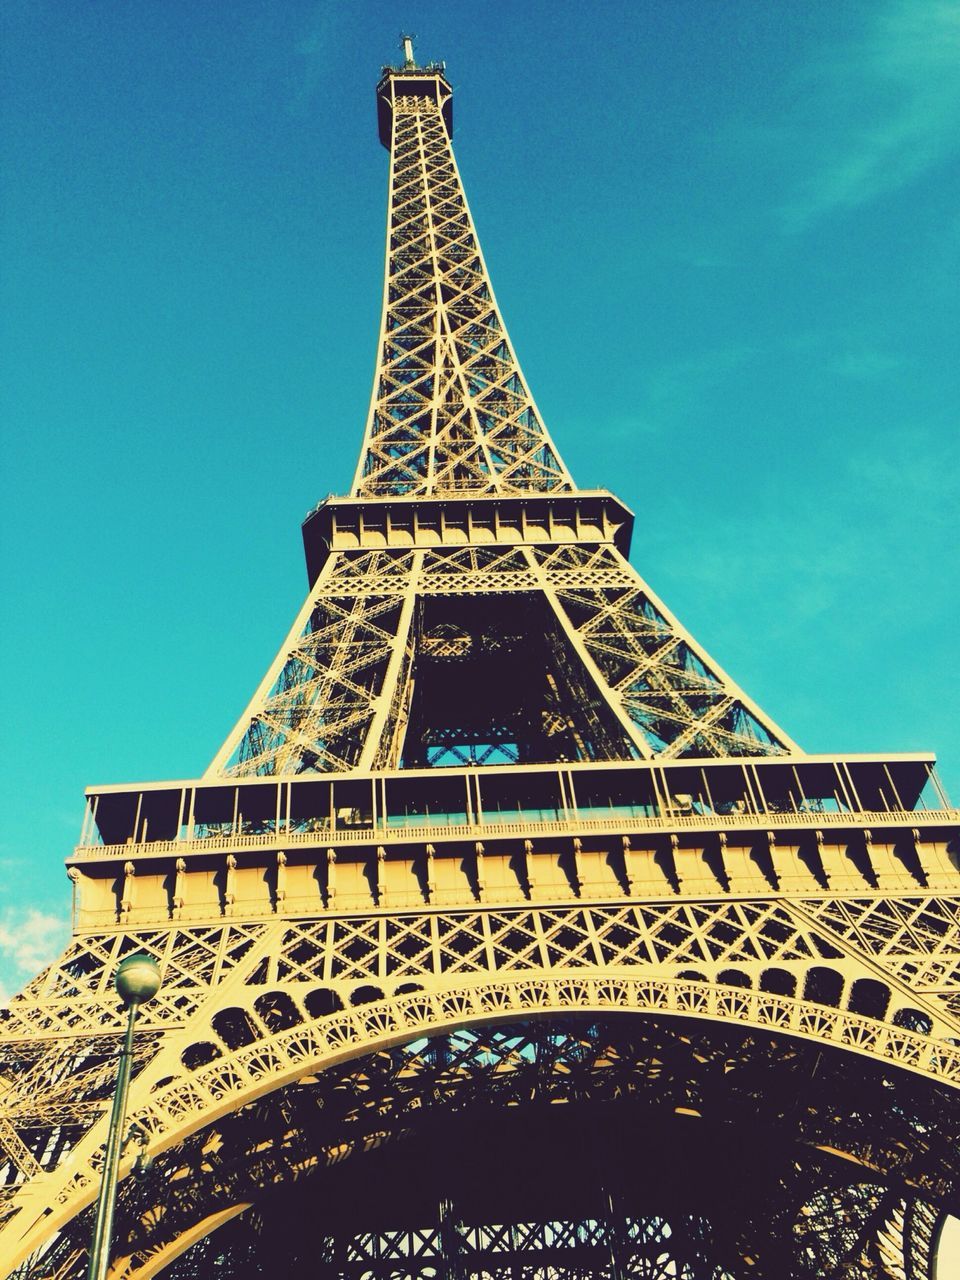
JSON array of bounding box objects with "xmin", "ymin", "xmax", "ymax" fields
[{"xmin": 376, "ymin": 36, "xmax": 452, "ymax": 149}]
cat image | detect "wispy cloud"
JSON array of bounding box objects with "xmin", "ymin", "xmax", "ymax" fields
[
  {"xmin": 782, "ymin": 0, "xmax": 960, "ymax": 229},
  {"xmin": 643, "ymin": 345, "xmax": 757, "ymax": 411},
  {"xmin": 832, "ymin": 349, "xmax": 905, "ymax": 380},
  {"xmin": 846, "ymin": 425, "xmax": 960, "ymax": 532},
  {"xmin": 0, "ymin": 908, "xmax": 69, "ymax": 1007},
  {"xmin": 290, "ymin": 4, "xmax": 341, "ymax": 116},
  {"xmin": 629, "ymin": 415, "xmax": 959, "ymax": 643}
]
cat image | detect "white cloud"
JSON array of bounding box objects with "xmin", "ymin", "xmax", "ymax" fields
[
  {"xmin": 0, "ymin": 908, "xmax": 69, "ymax": 1005},
  {"xmin": 643, "ymin": 345, "xmax": 757, "ymax": 411},
  {"xmin": 291, "ymin": 4, "xmax": 344, "ymax": 115},
  {"xmin": 846, "ymin": 427, "xmax": 960, "ymax": 534},
  {"xmin": 832, "ymin": 350, "xmax": 904, "ymax": 380},
  {"xmin": 783, "ymin": 0, "xmax": 960, "ymax": 228}
]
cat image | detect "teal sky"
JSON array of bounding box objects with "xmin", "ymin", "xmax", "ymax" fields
[{"xmin": 1, "ymin": 2, "xmax": 958, "ymax": 991}]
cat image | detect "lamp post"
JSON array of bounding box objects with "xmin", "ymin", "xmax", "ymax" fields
[{"xmin": 86, "ymin": 953, "xmax": 161, "ymax": 1280}]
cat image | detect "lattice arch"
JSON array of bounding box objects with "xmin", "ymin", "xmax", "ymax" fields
[
  {"xmin": 5, "ymin": 989, "xmax": 955, "ymax": 1280},
  {"xmin": 4, "ymin": 971, "xmax": 959, "ymax": 1280}
]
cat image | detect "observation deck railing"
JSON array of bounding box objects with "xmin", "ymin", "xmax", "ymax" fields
[{"xmin": 72, "ymin": 805, "xmax": 960, "ymax": 862}]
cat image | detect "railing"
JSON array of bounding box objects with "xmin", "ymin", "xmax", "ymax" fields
[{"xmin": 71, "ymin": 806, "xmax": 960, "ymax": 861}]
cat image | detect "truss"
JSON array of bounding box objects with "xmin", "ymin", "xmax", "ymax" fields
[
  {"xmin": 208, "ymin": 542, "xmax": 796, "ymax": 777},
  {"xmin": 354, "ymin": 77, "xmax": 571, "ymax": 497},
  {"xmin": 3, "ymin": 45, "xmax": 958, "ymax": 1280}
]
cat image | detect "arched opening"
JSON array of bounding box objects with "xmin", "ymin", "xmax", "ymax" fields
[
  {"xmin": 212, "ymin": 1007, "xmax": 260, "ymax": 1050},
  {"xmin": 759, "ymin": 968, "xmax": 796, "ymax": 997},
  {"xmin": 351, "ymin": 984, "xmax": 386, "ymax": 1006},
  {"xmin": 305, "ymin": 987, "xmax": 344, "ymax": 1018},
  {"xmin": 254, "ymin": 991, "xmax": 303, "ymax": 1032},
  {"xmin": 803, "ymin": 966, "xmax": 843, "ymax": 1007},
  {"xmin": 717, "ymin": 969, "xmax": 751, "ymax": 989},
  {"xmin": 847, "ymin": 979, "xmax": 890, "ymax": 1021},
  {"xmin": 181, "ymin": 1041, "xmax": 221, "ymax": 1070},
  {"xmin": 892, "ymin": 1007, "xmax": 933, "ymax": 1035}
]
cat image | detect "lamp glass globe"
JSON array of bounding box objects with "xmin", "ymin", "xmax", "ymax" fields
[{"xmin": 115, "ymin": 953, "xmax": 162, "ymax": 1006}]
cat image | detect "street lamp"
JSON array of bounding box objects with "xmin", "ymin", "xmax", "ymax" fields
[{"xmin": 86, "ymin": 953, "xmax": 162, "ymax": 1280}]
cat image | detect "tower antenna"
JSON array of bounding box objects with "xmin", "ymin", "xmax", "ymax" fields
[{"xmin": 399, "ymin": 32, "xmax": 416, "ymax": 68}]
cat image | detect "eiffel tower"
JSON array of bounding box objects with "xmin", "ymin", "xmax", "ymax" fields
[{"xmin": 2, "ymin": 38, "xmax": 959, "ymax": 1280}]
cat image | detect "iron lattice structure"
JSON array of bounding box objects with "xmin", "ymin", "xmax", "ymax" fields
[{"xmin": 2, "ymin": 45, "xmax": 959, "ymax": 1280}]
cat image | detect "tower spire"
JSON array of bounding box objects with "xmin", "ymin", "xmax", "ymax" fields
[
  {"xmin": 204, "ymin": 57, "xmax": 798, "ymax": 777},
  {"xmin": 400, "ymin": 32, "xmax": 416, "ymax": 68},
  {"xmin": 361, "ymin": 54, "xmax": 571, "ymax": 497}
]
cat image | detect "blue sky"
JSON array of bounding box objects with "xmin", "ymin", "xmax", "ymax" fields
[{"xmin": 1, "ymin": 1, "xmax": 958, "ymax": 994}]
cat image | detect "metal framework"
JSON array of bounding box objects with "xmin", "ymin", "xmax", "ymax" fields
[{"xmin": 2, "ymin": 41, "xmax": 958, "ymax": 1280}]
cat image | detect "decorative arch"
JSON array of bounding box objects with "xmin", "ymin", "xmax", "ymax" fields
[
  {"xmin": 103, "ymin": 1007, "xmax": 960, "ymax": 1280},
  {"xmin": 5, "ymin": 968, "xmax": 959, "ymax": 1280},
  {"xmin": 140, "ymin": 969, "xmax": 958, "ymax": 1154}
]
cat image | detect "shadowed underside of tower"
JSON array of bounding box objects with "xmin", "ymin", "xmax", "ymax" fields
[{"xmin": 2, "ymin": 41, "xmax": 959, "ymax": 1280}]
